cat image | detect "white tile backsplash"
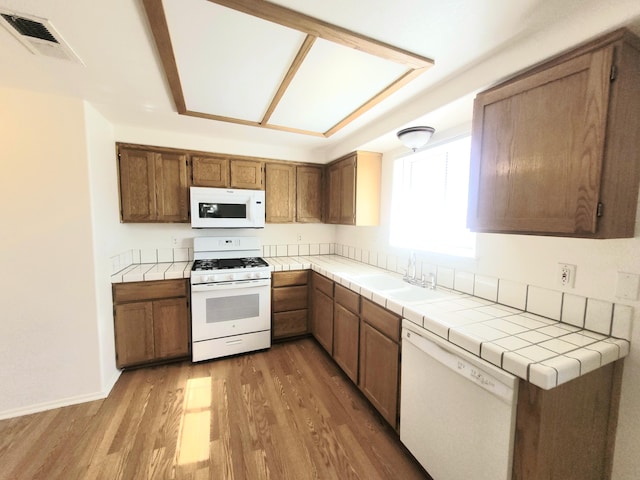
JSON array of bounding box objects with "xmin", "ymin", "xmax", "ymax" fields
[
  {"xmin": 287, "ymin": 244, "xmax": 299, "ymax": 257},
  {"xmin": 584, "ymin": 299, "xmax": 614, "ymax": 335},
  {"xmin": 437, "ymin": 266, "xmax": 455, "ymax": 289},
  {"xmin": 157, "ymin": 248, "xmax": 173, "ymax": 263},
  {"xmin": 298, "ymin": 244, "xmax": 310, "ymax": 256},
  {"xmin": 561, "ymin": 293, "xmax": 587, "ymax": 328},
  {"xmin": 612, "ymin": 304, "xmax": 633, "ymax": 340},
  {"xmin": 526, "ymin": 286, "xmax": 562, "ymax": 321},
  {"xmin": 173, "ymin": 248, "xmax": 189, "ymax": 262},
  {"xmin": 140, "ymin": 248, "xmax": 157, "ymax": 264},
  {"xmin": 498, "ymin": 280, "xmax": 528, "ymax": 310},
  {"xmin": 474, "ymin": 275, "xmax": 499, "ymax": 302},
  {"xmin": 309, "ymin": 244, "xmax": 320, "ymax": 255},
  {"xmin": 454, "ymin": 271, "xmax": 475, "ymax": 295}
]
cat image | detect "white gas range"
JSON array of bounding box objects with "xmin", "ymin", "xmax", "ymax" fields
[{"xmin": 190, "ymin": 236, "xmax": 271, "ymax": 362}]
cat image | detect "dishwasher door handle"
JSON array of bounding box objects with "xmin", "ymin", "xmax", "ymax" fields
[{"xmin": 403, "ymin": 328, "xmax": 516, "ymax": 405}]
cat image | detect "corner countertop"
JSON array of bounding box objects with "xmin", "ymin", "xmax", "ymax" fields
[
  {"xmin": 267, "ymin": 255, "xmax": 630, "ymax": 391},
  {"xmin": 110, "ymin": 254, "xmax": 629, "ymax": 390}
]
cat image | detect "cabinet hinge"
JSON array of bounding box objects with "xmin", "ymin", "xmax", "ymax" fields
[
  {"xmin": 610, "ymin": 65, "xmax": 617, "ymax": 82},
  {"xmin": 597, "ymin": 202, "xmax": 604, "ymax": 217}
]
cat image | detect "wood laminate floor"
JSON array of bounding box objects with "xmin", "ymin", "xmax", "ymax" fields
[{"xmin": 0, "ymin": 338, "xmax": 430, "ymax": 480}]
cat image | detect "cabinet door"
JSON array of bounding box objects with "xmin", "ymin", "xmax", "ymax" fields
[
  {"xmin": 192, "ymin": 155, "xmax": 230, "ymax": 187},
  {"xmin": 312, "ymin": 288, "xmax": 334, "ymax": 355},
  {"xmin": 119, "ymin": 148, "xmax": 157, "ymax": 222},
  {"xmin": 155, "ymin": 152, "xmax": 190, "ymax": 222},
  {"xmin": 114, "ymin": 301, "xmax": 155, "ymax": 368},
  {"xmin": 359, "ymin": 321, "xmax": 399, "ymax": 428},
  {"xmin": 296, "ymin": 165, "xmax": 323, "ymax": 223},
  {"xmin": 326, "ymin": 162, "xmax": 342, "ymax": 224},
  {"xmin": 153, "ymin": 297, "xmax": 190, "ymax": 359},
  {"xmin": 339, "ymin": 157, "xmax": 357, "ymax": 225},
  {"xmin": 333, "ymin": 303, "xmax": 359, "ymax": 383},
  {"xmin": 273, "ymin": 310, "xmax": 308, "ymax": 339},
  {"xmin": 265, "ymin": 163, "xmax": 295, "ymax": 223},
  {"xmin": 468, "ymin": 48, "xmax": 613, "ymax": 235},
  {"xmin": 230, "ymin": 159, "xmax": 263, "ymax": 189}
]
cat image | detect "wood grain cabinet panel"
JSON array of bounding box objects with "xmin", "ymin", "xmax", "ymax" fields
[
  {"xmin": 333, "ymin": 302, "xmax": 359, "ymax": 383},
  {"xmin": 358, "ymin": 298, "xmax": 401, "ymax": 429},
  {"xmin": 230, "ymin": 159, "xmax": 264, "ymax": 190},
  {"xmin": 325, "ymin": 151, "xmax": 381, "ymax": 226},
  {"xmin": 271, "ymin": 271, "xmax": 309, "ymax": 341},
  {"xmin": 265, "ymin": 163, "xmax": 323, "ymax": 224},
  {"xmin": 118, "ymin": 146, "xmax": 189, "ymax": 223},
  {"xmin": 296, "ymin": 165, "xmax": 323, "ymax": 223},
  {"xmin": 265, "ymin": 163, "xmax": 295, "ymax": 223},
  {"xmin": 468, "ymin": 29, "xmax": 640, "ymax": 238},
  {"xmin": 191, "ymin": 155, "xmax": 230, "ymax": 187},
  {"xmin": 113, "ymin": 280, "xmax": 190, "ymax": 368},
  {"xmin": 359, "ymin": 320, "xmax": 400, "ymax": 429},
  {"xmin": 310, "ymin": 272, "xmax": 334, "ymax": 354}
]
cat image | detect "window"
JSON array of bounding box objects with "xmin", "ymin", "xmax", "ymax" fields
[{"xmin": 390, "ymin": 135, "xmax": 475, "ymax": 257}]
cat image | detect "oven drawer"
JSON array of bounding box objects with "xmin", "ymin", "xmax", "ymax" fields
[{"xmin": 192, "ymin": 330, "xmax": 271, "ymax": 362}]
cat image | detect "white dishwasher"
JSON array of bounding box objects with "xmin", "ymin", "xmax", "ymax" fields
[{"xmin": 400, "ymin": 320, "xmax": 518, "ymax": 480}]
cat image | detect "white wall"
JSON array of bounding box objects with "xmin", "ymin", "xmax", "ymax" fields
[
  {"xmin": 83, "ymin": 103, "xmax": 121, "ymax": 392},
  {"xmin": 0, "ymin": 87, "xmax": 103, "ymax": 417},
  {"xmin": 335, "ymin": 148, "xmax": 640, "ymax": 480}
]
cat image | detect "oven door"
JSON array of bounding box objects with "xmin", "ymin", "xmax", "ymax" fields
[{"xmin": 191, "ymin": 278, "xmax": 271, "ymax": 342}]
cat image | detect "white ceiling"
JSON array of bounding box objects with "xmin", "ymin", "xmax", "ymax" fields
[{"xmin": 0, "ymin": 0, "xmax": 639, "ymax": 161}]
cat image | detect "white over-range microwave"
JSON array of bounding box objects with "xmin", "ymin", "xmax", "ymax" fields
[{"xmin": 190, "ymin": 186, "xmax": 265, "ymax": 229}]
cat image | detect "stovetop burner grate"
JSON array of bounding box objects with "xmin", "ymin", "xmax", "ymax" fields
[{"xmin": 192, "ymin": 257, "xmax": 269, "ymax": 271}]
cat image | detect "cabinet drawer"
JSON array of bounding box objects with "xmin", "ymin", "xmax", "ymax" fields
[
  {"xmin": 313, "ymin": 272, "xmax": 334, "ymax": 298},
  {"xmin": 335, "ymin": 284, "xmax": 359, "ymax": 315},
  {"xmin": 273, "ymin": 310, "xmax": 308, "ymax": 338},
  {"xmin": 272, "ymin": 270, "xmax": 308, "ymax": 287},
  {"xmin": 361, "ymin": 298, "xmax": 400, "ymax": 342},
  {"xmin": 272, "ymin": 285, "xmax": 308, "ymax": 312},
  {"xmin": 113, "ymin": 279, "xmax": 188, "ymax": 303}
]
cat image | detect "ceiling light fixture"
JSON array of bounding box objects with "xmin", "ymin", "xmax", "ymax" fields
[{"xmin": 397, "ymin": 126, "xmax": 435, "ymax": 151}]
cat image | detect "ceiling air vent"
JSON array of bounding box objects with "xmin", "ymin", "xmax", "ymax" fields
[{"xmin": 0, "ymin": 9, "xmax": 83, "ymax": 64}]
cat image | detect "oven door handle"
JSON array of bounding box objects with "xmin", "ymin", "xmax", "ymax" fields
[{"xmin": 191, "ymin": 279, "xmax": 271, "ymax": 292}]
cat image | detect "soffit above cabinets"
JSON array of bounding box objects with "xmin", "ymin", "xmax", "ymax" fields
[{"xmin": 142, "ymin": 0, "xmax": 434, "ymax": 137}]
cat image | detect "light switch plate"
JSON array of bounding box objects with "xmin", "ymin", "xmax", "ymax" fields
[{"xmin": 616, "ymin": 272, "xmax": 640, "ymax": 300}]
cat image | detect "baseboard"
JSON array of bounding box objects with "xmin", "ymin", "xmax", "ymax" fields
[{"xmin": 0, "ymin": 370, "xmax": 122, "ymax": 421}]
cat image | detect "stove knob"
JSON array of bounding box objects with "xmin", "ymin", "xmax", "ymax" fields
[
  {"xmin": 228, "ymin": 273, "xmax": 236, "ymax": 281},
  {"xmin": 202, "ymin": 275, "xmax": 213, "ymax": 283}
]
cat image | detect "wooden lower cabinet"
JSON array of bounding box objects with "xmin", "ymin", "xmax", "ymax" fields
[
  {"xmin": 113, "ymin": 279, "xmax": 190, "ymax": 368},
  {"xmin": 333, "ymin": 285, "xmax": 360, "ymax": 383},
  {"xmin": 310, "ymin": 272, "xmax": 334, "ymax": 354},
  {"xmin": 513, "ymin": 360, "xmax": 622, "ymax": 480},
  {"xmin": 359, "ymin": 299, "xmax": 400, "ymax": 429},
  {"xmin": 272, "ymin": 271, "xmax": 309, "ymax": 341}
]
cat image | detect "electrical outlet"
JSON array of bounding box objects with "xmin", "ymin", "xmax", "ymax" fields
[
  {"xmin": 297, "ymin": 234, "xmax": 302, "ymax": 242},
  {"xmin": 171, "ymin": 236, "xmax": 178, "ymax": 247},
  {"xmin": 558, "ymin": 263, "xmax": 576, "ymax": 288}
]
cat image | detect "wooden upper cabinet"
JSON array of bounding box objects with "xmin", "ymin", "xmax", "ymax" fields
[
  {"xmin": 230, "ymin": 159, "xmax": 264, "ymax": 190},
  {"xmin": 118, "ymin": 146, "xmax": 189, "ymax": 223},
  {"xmin": 265, "ymin": 163, "xmax": 323, "ymax": 224},
  {"xmin": 191, "ymin": 155, "xmax": 230, "ymax": 187},
  {"xmin": 468, "ymin": 29, "xmax": 640, "ymax": 238},
  {"xmin": 326, "ymin": 151, "xmax": 381, "ymax": 226},
  {"xmin": 296, "ymin": 165, "xmax": 323, "ymax": 223},
  {"xmin": 265, "ymin": 163, "xmax": 295, "ymax": 223},
  {"xmin": 119, "ymin": 148, "xmax": 156, "ymax": 222}
]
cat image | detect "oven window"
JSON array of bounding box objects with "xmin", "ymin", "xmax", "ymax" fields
[
  {"xmin": 199, "ymin": 202, "xmax": 246, "ymax": 219},
  {"xmin": 205, "ymin": 294, "xmax": 259, "ymax": 323}
]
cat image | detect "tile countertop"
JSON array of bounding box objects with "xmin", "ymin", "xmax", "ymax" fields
[
  {"xmin": 111, "ymin": 262, "xmax": 193, "ymax": 283},
  {"xmin": 267, "ymin": 255, "xmax": 630, "ymax": 390}
]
